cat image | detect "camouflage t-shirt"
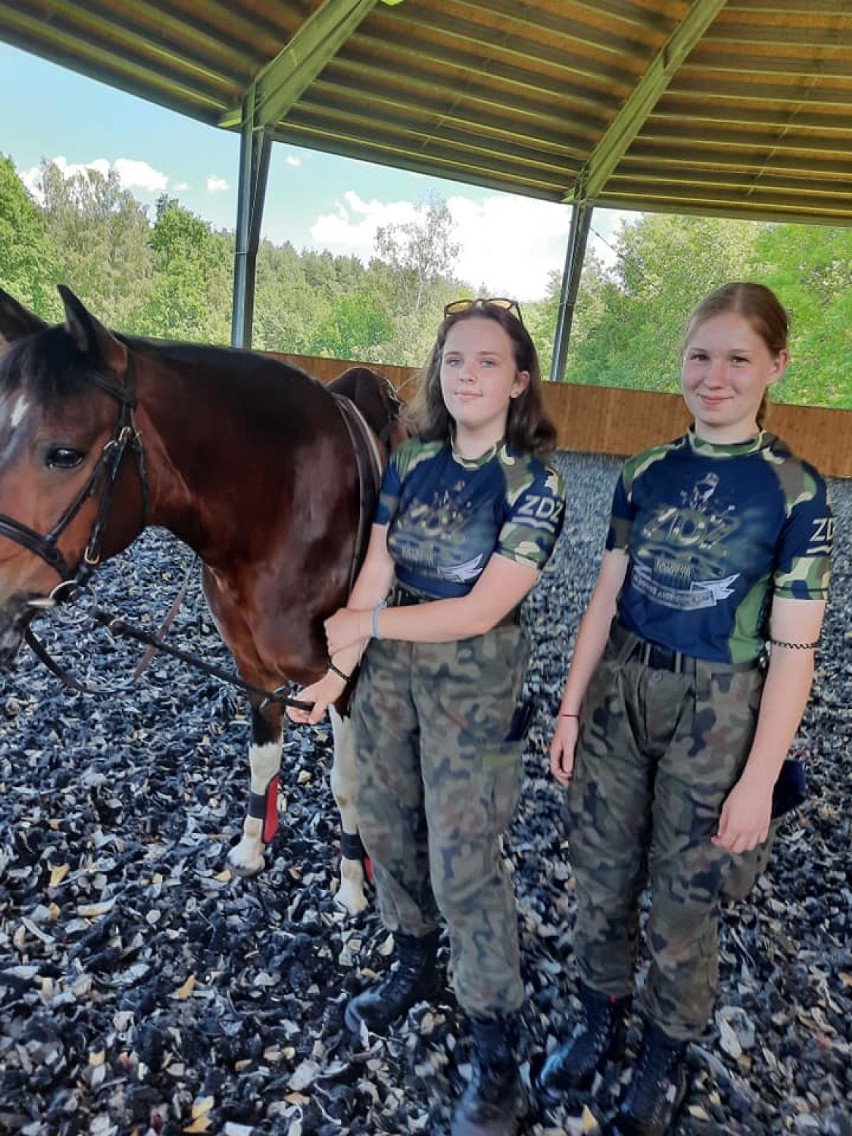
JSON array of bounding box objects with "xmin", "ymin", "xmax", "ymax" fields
[
  {"xmin": 607, "ymin": 431, "xmax": 833, "ymax": 664},
  {"xmin": 375, "ymin": 437, "xmax": 566, "ymax": 599}
]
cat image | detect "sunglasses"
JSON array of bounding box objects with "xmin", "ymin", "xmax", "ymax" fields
[{"xmin": 443, "ymin": 297, "xmax": 524, "ymax": 324}]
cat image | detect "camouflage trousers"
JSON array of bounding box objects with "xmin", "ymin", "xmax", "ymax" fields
[
  {"xmin": 566, "ymin": 622, "xmax": 766, "ymax": 1040},
  {"xmin": 350, "ymin": 621, "xmax": 529, "ymax": 1016}
]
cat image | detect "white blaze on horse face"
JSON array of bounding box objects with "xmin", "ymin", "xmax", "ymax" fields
[
  {"xmin": 0, "ymin": 393, "xmax": 30, "ymax": 440},
  {"xmin": 9, "ymin": 395, "xmax": 30, "ymax": 430}
]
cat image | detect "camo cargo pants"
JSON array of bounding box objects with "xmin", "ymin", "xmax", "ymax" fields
[
  {"xmin": 566, "ymin": 622, "xmax": 766, "ymax": 1041},
  {"xmin": 350, "ymin": 621, "xmax": 529, "ymax": 1017}
]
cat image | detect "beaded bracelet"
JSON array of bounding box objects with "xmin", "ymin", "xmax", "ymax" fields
[
  {"xmin": 371, "ymin": 598, "xmax": 388, "ymax": 639},
  {"xmin": 327, "ymin": 659, "xmax": 352, "ymax": 683},
  {"xmin": 769, "ymin": 638, "xmax": 820, "ymax": 650}
]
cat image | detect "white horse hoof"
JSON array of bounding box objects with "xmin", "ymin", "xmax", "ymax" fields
[
  {"xmin": 335, "ymin": 856, "xmax": 368, "ymax": 915},
  {"xmin": 228, "ymin": 841, "xmax": 265, "ymax": 877},
  {"xmin": 335, "ymin": 880, "xmax": 369, "ymax": 915}
]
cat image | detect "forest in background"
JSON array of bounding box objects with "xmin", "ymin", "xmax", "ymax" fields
[{"xmin": 1, "ymin": 155, "xmax": 849, "ymax": 408}]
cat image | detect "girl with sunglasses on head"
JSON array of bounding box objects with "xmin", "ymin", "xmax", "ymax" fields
[
  {"xmin": 535, "ymin": 283, "xmax": 832, "ymax": 1136},
  {"xmin": 288, "ymin": 298, "xmax": 566, "ymax": 1136}
]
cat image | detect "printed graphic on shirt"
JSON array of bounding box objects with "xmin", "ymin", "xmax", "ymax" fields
[
  {"xmin": 376, "ymin": 438, "xmax": 565, "ymax": 598},
  {"xmin": 606, "ymin": 432, "xmax": 832, "ymax": 663},
  {"xmin": 632, "ymin": 469, "xmax": 742, "ymax": 612}
]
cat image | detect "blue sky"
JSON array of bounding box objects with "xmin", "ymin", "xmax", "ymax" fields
[{"xmin": 0, "ymin": 41, "xmax": 627, "ymax": 300}]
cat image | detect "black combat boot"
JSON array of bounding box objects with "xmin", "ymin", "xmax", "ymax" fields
[
  {"xmin": 535, "ymin": 982, "xmax": 629, "ymax": 1104},
  {"xmin": 605, "ymin": 1021, "xmax": 687, "ymax": 1136},
  {"xmin": 451, "ymin": 1014, "xmax": 524, "ymax": 1136},
  {"xmin": 344, "ymin": 929, "xmax": 441, "ymax": 1036}
]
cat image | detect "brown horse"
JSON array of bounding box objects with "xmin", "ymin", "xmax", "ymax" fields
[{"xmin": 0, "ymin": 285, "xmax": 407, "ymax": 914}]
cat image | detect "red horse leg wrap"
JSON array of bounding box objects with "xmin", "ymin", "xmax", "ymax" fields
[{"xmin": 247, "ymin": 777, "xmax": 279, "ymax": 845}]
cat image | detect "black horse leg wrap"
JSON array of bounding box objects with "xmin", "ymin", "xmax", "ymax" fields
[
  {"xmin": 340, "ymin": 830, "xmax": 372, "ymax": 883},
  {"xmin": 340, "ymin": 831, "xmax": 366, "ymax": 862}
]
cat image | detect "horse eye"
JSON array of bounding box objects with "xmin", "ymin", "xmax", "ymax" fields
[{"xmin": 46, "ymin": 447, "xmax": 85, "ymax": 470}]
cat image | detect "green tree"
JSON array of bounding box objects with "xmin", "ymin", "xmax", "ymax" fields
[
  {"xmin": 252, "ymin": 239, "xmax": 320, "ymax": 353},
  {"xmin": 751, "ymin": 222, "xmax": 852, "ymax": 408},
  {"xmin": 372, "ymin": 196, "xmax": 465, "ymax": 364},
  {"xmin": 144, "ymin": 195, "xmax": 232, "ymax": 341},
  {"xmin": 0, "ymin": 155, "xmax": 60, "ymax": 318},
  {"xmin": 562, "ymin": 213, "xmax": 759, "ymax": 391},
  {"xmin": 40, "ymin": 160, "xmax": 153, "ymax": 330},
  {"xmin": 526, "ymin": 250, "xmax": 613, "ymax": 379},
  {"xmin": 313, "ymin": 289, "xmax": 395, "ymax": 362}
]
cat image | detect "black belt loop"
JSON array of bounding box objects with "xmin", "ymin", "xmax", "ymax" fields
[{"xmin": 636, "ymin": 638, "xmax": 689, "ymax": 674}]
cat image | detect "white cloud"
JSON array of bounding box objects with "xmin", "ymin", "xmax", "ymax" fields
[
  {"xmin": 310, "ymin": 191, "xmax": 416, "ymax": 259},
  {"xmin": 207, "ymin": 175, "xmax": 229, "ymax": 193},
  {"xmin": 20, "ymin": 155, "xmax": 168, "ymax": 201},
  {"xmin": 285, "ymin": 155, "xmax": 301, "ymax": 167},
  {"xmin": 309, "ymin": 191, "xmax": 633, "ymax": 301},
  {"xmin": 447, "ymin": 198, "xmax": 633, "ymax": 298},
  {"xmin": 446, "ymin": 195, "xmax": 571, "ymax": 300},
  {"xmin": 309, "ymin": 191, "xmax": 570, "ymax": 300},
  {"xmin": 112, "ymin": 158, "xmax": 168, "ymax": 194}
]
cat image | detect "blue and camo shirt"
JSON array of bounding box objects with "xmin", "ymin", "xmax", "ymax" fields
[
  {"xmin": 607, "ymin": 431, "xmax": 833, "ymax": 664},
  {"xmin": 375, "ymin": 437, "xmax": 566, "ymax": 599}
]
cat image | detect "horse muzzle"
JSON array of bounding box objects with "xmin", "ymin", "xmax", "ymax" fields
[{"xmin": 0, "ymin": 596, "xmax": 39, "ymax": 667}]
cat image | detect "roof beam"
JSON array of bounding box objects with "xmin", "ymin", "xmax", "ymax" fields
[
  {"xmin": 219, "ymin": 0, "xmax": 386, "ymax": 129},
  {"xmin": 568, "ymin": 0, "xmax": 729, "ymax": 203}
]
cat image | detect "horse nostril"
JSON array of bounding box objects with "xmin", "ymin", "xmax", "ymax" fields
[{"xmin": 0, "ymin": 629, "xmax": 23, "ymax": 665}]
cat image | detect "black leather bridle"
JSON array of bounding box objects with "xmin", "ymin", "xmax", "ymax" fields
[
  {"xmin": 0, "ymin": 360, "xmax": 148, "ymax": 602},
  {"xmin": 0, "ymin": 358, "xmax": 310, "ymax": 710}
]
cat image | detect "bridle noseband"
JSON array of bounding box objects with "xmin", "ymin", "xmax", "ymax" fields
[{"xmin": 0, "ymin": 359, "xmax": 148, "ymax": 601}]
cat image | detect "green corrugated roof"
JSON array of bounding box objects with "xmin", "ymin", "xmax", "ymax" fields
[{"xmin": 1, "ymin": 0, "xmax": 850, "ymax": 224}]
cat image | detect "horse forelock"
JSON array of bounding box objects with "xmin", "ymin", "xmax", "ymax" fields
[{"xmin": 0, "ymin": 326, "xmax": 104, "ymax": 406}]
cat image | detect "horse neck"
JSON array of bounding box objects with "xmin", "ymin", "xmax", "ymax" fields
[
  {"xmin": 132, "ymin": 354, "xmax": 239, "ymax": 552},
  {"xmin": 130, "ymin": 346, "xmax": 315, "ymax": 562}
]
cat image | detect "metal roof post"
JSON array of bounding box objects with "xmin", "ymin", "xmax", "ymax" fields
[
  {"xmin": 226, "ymin": 0, "xmax": 385, "ymax": 348},
  {"xmin": 550, "ymin": 199, "xmax": 592, "ymax": 382},
  {"xmin": 231, "ymin": 88, "xmax": 271, "ymax": 349}
]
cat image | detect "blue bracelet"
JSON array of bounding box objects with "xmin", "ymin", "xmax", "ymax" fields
[{"xmin": 371, "ymin": 598, "xmax": 387, "ymax": 639}]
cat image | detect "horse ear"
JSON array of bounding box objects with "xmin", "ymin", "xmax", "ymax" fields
[
  {"xmin": 0, "ymin": 289, "xmax": 48, "ymax": 347},
  {"xmin": 59, "ymin": 285, "xmax": 128, "ymax": 376}
]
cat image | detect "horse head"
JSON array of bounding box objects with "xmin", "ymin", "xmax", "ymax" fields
[
  {"xmin": 0, "ymin": 286, "xmax": 145, "ymax": 663},
  {"xmin": 325, "ymin": 366, "xmax": 409, "ymax": 452}
]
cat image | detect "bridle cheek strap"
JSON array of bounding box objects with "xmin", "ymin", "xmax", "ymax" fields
[{"xmin": 0, "ymin": 359, "xmax": 148, "ymax": 593}]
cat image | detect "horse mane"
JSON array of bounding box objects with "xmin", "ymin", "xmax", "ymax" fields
[
  {"xmin": 1, "ymin": 321, "xmax": 405, "ymax": 456},
  {"xmin": 119, "ymin": 334, "xmax": 320, "ymax": 387}
]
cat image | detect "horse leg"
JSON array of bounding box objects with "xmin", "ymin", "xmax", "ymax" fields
[
  {"xmin": 228, "ymin": 704, "xmax": 282, "ymax": 876},
  {"xmin": 329, "ymin": 707, "xmax": 369, "ymax": 914}
]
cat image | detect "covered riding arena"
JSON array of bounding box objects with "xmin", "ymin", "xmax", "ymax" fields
[{"xmin": 0, "ymin": 4, "xmax": 849, "ymax": 1134}]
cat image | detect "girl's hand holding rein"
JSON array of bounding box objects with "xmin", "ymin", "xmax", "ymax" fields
[{"xmin": 285, "ymin": 667, "xmax": 348, "ymax": 726}]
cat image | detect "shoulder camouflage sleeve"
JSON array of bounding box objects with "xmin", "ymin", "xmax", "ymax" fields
[
  {"xmin": 497, "ymin": 456, "xmax": 566, "ymax": 570},
  {"xmin": 374, "ymin": 438, "xmax": 440, "ymax": 526},
  {"xmin": 605, "ymin": 441, "xmax": 678, "ymax": 552},
  {"xmin": 769, "ymin": 450, "xmax": 833, "ymax": 600}
]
